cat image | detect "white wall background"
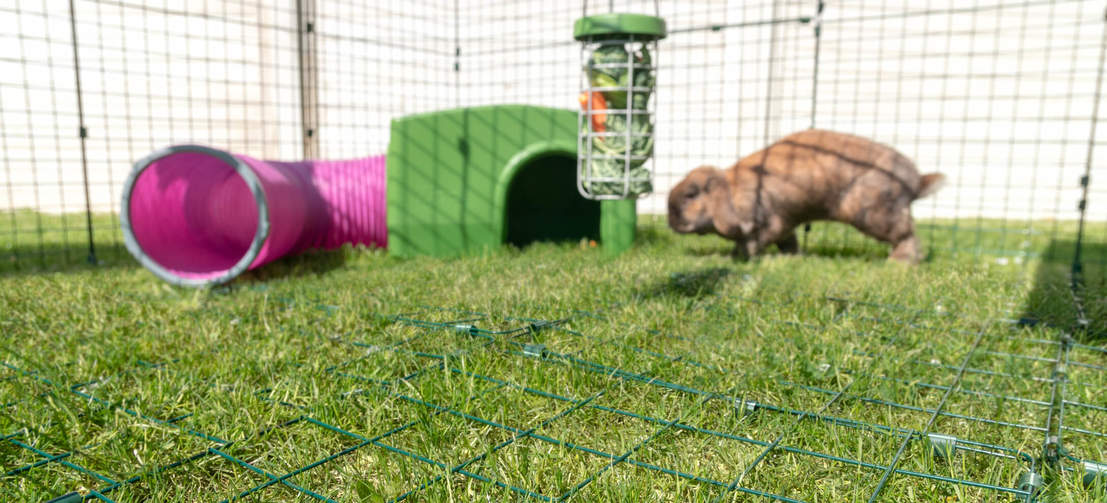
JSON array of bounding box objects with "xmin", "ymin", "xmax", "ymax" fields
[{"xmin": 1, "ymin": 0, "xmax": 1105, "ymax": 227}]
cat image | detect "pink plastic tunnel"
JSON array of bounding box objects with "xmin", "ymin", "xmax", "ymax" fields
[{"xmin": 121, "ymin": 145, "xmax": 387, "ymax": 286}]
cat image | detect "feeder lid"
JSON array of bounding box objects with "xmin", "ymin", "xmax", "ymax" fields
[{"xmin": 574, "ymin": 13, "xmax": 667, "ymax": 41}]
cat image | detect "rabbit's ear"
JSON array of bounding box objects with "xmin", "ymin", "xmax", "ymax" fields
[
  {"xmin": 710, "ymin": 192, "xmax": 752, "ymax": 240},
  {"xmin": 704, "ymin": 171, "xmax": 727, "ymax": 194}
]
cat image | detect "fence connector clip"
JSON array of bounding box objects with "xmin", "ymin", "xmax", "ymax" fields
[
  {"xmin": 1053, "ymin": 363, "xmax": 1067, "ymax": 380},
  {"xmin": 734, "ymin": 398, "xmax": 759, "ymax": 417},
  {"xmin": 1084, "ymin": 461, "xmax": 1107, "ymax": 490},
  {"xmin": 928, "ymin": 433, "xmax": 958, "ymax": 459},
  {"xmin": 813, "ymin": 0, "xmax": 825, "ymax": 37},
  {"xmin": 528, "ymin": 320, "xmax": 553, "ymax": 333},
  {"xmin": 1043, "ymin": 435, "xmax": 1062, "ymax": 464},
  {"xmin": 523, "ymin": 343, "xmax": 547, "ymax": 358},
  {"xmin": 1016, "ymin": 470, "xmax": 1044, "ymax": 501},
  {"xmin": 453, "ymin": 324, "xmax": 480, "ymax": 337}
]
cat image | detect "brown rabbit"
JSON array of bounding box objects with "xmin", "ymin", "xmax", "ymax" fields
[{"xmin": 667, "ymin": 129, "xmax": 944, "ymax": 263}]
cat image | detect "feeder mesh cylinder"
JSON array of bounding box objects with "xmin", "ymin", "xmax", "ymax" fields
[{"xmin": 577, "ymin": 37, "xmax": 658, "ymax": 200}]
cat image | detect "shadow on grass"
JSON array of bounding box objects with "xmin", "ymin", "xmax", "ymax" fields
[
  {"xmin": 682, "ymin": 245, "xmax": 736, "ymax": 258},
  {"xmin": 1, "ymin": 239, "xmax": 357, "ymax": 289},
  {"xmin": 1022, "ymin": 240, "xmax": 1106, "ymax": 341},
  {"xmin": 219, "ymin": 247, "xmax": 354, "ymax": 289},
  {"xmin": 641, "ymin": 218, "xmax": 894, "ymax": 261},
  {"xmin": 0, "ymin": 242, "xmax": 136, "ymax": 278},
  {"xmin": 798, "ymin": 243, "xmax": 891, "ymax": 261},
  {"xmin": 681, "ymin": 241, "xmax": 892, "ymax": 262},
  {"xmin": 638, "ymin": 267, "xmax": 733, "ymax": 299}
]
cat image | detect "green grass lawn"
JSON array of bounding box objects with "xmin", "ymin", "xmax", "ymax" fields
[{"xmin": 1, "ymin": 212, "xmax": 1105, "ymax": 502}]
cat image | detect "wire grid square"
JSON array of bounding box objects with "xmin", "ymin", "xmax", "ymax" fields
[
  {"xmin": 935, "ymin": 390, "xmax": 1049, "ymax": 456},
  {"xmin": 285, "ymin": 443, "xmax": 467, "ymax": 503},
  {"xmin": 320, "ymin": 345, "xmax": 446, "ymax": 388},
  {"xmin": 3, "ymin": 397, "xmax": 221, "ymax": 502},
  {"xmin": 2, "ymin": 441, "xmax": 116, "ymax": 502},
  {"xmin": 738, "ymin": 446, "xmax": 891, "ymax": 502},
  {"xmin": 71, "ymin": 370, "xmax": 299, "ymax": 446},
  {"xmin": 628, "ymin": 425, "xmax": 768, "ymax": 487},
  {"xmin": 379, "ymin": 406, "xmax": 518, "ymax": 467},
  {"xmin": 206, "ymin": 416, "xmax": 372, "ymax": 502},
  {"xmin": 102, "ymin": 452, "xmax": 273, "ymax": 503},
  {"xmin": 561, "ymin": 460, "xmax": 743, "ymax": 501},
  {"xmin": 372, "ymin": 381, "xmax": 619, "ymax": 502},
  {"xmin": 272, "ymin": 381, "xmax": 517, "ymax": 500},
  {"xmin": 464, "ymin": 435, "xmax": 616, "ymax": 500},
  {"xmin": 446, "ymin": 382, "xmax": 577, "ymax": 432},
  {"xmin": 20, "ymin": 414, "xmax": 212, "ymax": 484},
  {"xmin": 873, "ymin": 441, "xmax": 1030, "ymax": 503}
]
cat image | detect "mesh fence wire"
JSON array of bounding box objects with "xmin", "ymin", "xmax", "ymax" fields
[
  {"xmin": 1, "ymin": 0, "xmax": 1106, "ymax": 501},
  {"xmin": 1, "ymin": 0, "xmax": 1104, "ymax": 271}
]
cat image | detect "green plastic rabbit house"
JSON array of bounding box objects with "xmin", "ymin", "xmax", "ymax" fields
[{"xmin": 386, "ymin": 105, "xmax": 635, "ymax": 257}]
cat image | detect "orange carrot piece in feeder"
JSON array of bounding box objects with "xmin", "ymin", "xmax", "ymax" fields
[{"xmin": 578, "ymin": 91, "xmax": 607, "ymax": 132}]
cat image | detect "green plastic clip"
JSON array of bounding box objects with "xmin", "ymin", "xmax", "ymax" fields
[
  {"xmin": 928, "ymin": 433, "xmax": 958, "ymax": 459},
  {"xmin": 523, "ymin": 343, "xmax": 547, "ymax": 358}
]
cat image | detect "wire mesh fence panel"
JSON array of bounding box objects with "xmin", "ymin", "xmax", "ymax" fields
[
  {"xmin": 445, "ymin": 0, "xmax": 1107, "ymax": 267},
  {"xmin": 1, "ymin": 0, "xmax": 306, "ymax": 272},
  {"xmin": 2, "ymin": 0, "xmax": 1104, "ymax": 270},
  {"xmin": 808, "ymin": 0, "xmax": 1107, "ymax": 265},
  {"xmin": 313, "ymin": 0, "xmax": 455, "ymax": 160},
  {"xmin": 1, "ymin": 0, "xmax": 1106, "ymax": 502},
  {"xmin": 0, "ymin": 0, "xmax": 456, "ymax": 273},
  {"xmin": 2, "ymin": 0, "xmax": 90, "ymax": 268}
]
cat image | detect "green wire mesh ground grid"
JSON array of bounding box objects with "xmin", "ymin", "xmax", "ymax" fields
[{"xmin": 2, "ymin": 289, "xmax": 1104, "ymax": 502}]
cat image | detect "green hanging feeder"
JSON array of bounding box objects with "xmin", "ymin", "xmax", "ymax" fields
[{"xmin": 575, "ymin": 9, "xmax": 667, "ymax": 200}]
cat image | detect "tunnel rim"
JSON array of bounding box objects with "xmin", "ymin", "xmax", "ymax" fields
[{"xmin": 120, "ymin": 144, "xmax": 271, "ymax": 287}]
